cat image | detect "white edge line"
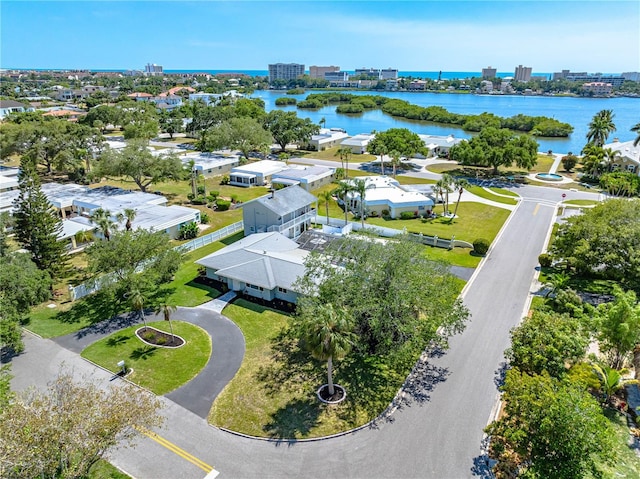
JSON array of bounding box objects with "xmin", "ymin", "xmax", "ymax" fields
[{"xmin": 204, "ymin": 468, "xmax": 220, "ymax": 479}]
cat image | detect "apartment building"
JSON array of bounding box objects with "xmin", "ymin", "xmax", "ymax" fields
[
  {"xmin": 268, "ymin": 63, "xmax": 305, "ymax": 83},
  {"xmin": 514, "ymin": 65, "xmax": 532, "ymax": 82},
  {"xmin": 309, "ymin": 65, "xmax": 340, "ymax": 79}
]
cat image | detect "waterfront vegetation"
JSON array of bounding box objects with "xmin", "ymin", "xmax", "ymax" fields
[{"xmin": 294, "ymin": 93, "xmax": 574, "ymax": 137}]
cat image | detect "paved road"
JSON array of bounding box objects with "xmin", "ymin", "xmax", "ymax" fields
[{"xmin": 9, "ymin": 180, "xmax": 602, "ymax": 479}]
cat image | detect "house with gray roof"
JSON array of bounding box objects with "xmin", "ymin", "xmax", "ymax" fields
[
  {"xmin": 271, "ymin": 164, "xmax": 335, "ymax": 191},
  {"xmin": 242, "ymin": 185, "xmax": 317, "ymax": 239},
  {"xmin": 196, "ymin": 232, "xmax": 308, "ymax": 304},
  {"xmin": 0, "ymin": 100, "xmax": 31, "ymax": 120}
]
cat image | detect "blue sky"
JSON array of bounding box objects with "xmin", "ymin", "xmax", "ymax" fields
[{"xmin": 1, "ymin": 1, "xmax": 639, "ymax": 73}]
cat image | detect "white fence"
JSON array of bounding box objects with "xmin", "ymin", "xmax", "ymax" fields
[{"xmin": 69, "ymin": 221, "xmax": 245, "ymax": 301}]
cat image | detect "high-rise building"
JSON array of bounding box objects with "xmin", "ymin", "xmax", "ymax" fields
[
  {"xmin": 268, "ymin": 63, "xmax": 305, "ymax": 83},
  {"xmin": 144, "ymin": 63, "xmax": 163, "ymax": 76},
  {"xmin": 380, "ymin": 68, "xmax": 398, "ymax": 80},
  {"xmin": 481, "ymin": 66, "xmax": 497, "ymax": 79},
  {"xmin": 354, "ymin": 68, "xmax": 381, "ymax": 79},
  {"xmin": 325, "ymin": 71, "xmax": 350, "ymax": 82},
  {"xmin": 309, "ymin": 65, "xmax": 340, "ymax": 79},
  {"xmin": 514, "ymin": 65, "xmax": 532, "ymax": 82}
]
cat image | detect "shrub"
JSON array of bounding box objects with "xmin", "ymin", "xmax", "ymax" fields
[
  {"xmin": 473, "ymin": 238, "xmax": 490, "ymax": 255},
  {"xmin": 197, "ymin": 185, "xmax": 206, "ymax": 195},
  {"xmin": 220, "ymin": 175, "xmax": 230, "ymax": 185},
  {"xmin": 178, "ymin": 222, "xmax": 199, "ymax": 240},
  {"xmin": 208, "ymin": 190, "xmax": 220, "ymax": 200},
  {"xmin": 155, "ymin": 336, "xmax": 167, "ymax": 345},
  {"xmin": 142, "ymin": 331, "xmax": 155, "ymax": 342},
  {"xmin": 400, "ymin": 211, "xmax": 416, "ymax": 220},
  {"xmin": 216, "ymin": 199, "xmax": 231, "ymax": 211},
  {"xmin": 230, "ymin": 194, "xmax": 238, "ymax": 203},
  {"xmin": 187, "ymin": 192, "xmax": 195, "ymax": 201},
  {"xmin": 190, "ymin": 196, "xmax": 206, "ymax": 205},
  {"xmin": 381, "ymin": 209, "xmax": 390, "ymax": 218},
  {"xmin": 538, "ymin": 253, "xmax": 552, "ymax": 268},
  {"xmin": 200, "ymin": 213, "xmax": 209, "ymax": 224},
  {"xmin": 561, "ymin": 154, "xmax": 578, "ymax": 172}
]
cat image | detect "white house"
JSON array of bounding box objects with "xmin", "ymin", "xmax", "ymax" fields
[
  {"xmin": 229, "ymin": 160, "xmax": 287, "ymax": 187},
  {"xmin": 182, "ymin": 153, "xmax": 240, "ymax": 177},
  {"xmin": 342, "ymin": 176, "xmax": 435, "ymax": 219},
  {"xmin": 0, "ymin": 99, "xmax": 30, "ymax": 119},
  {"xmin": 418, "ymin": 134, "xmax": 463, "ymax": 158},
  {"xmin": 271, "ymin": 165, "xmax": 335, "ymax": 191},
  {"xmin": 307, "ymin": 128, "xmax": 349, "ymax": 151},
  {"xmin": 0, "ymin": 167, "xmax": 20, "ymax": 193},
  {"xmin": 341, "ymin": 133, "xmax": 376, "ymax": 154},
  {"xmin": 603, "ymin": 139, "xmax": 640, "ymax": 175}
]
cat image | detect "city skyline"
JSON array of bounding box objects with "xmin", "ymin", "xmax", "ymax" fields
[{"xmin": 1, "ymin": 1, "xmax": 639, "ymax": 73}]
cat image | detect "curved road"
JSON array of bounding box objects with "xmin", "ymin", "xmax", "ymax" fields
[{"xmin": 9, "ymin": 182, "xmax": 602, "ymax": 479}]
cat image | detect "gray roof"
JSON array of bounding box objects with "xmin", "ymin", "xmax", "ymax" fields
[
  {"xmin": 0, "ymin": 100, "xmax": 28, "ymax": 109},
  {"xmin": 244, "ymin": 185, "xmax": 317, "ymax": 215},
  {"xmin": 196, "ymin": 232, "xmax": 308, "ymax": 290}
]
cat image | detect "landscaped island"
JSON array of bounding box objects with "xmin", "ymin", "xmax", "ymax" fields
[{"xmin": 286, "ymin": 92, "xmax": 574, "ymax": 137}]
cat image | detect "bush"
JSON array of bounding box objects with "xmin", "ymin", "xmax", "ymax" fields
[
  {"xmin": 216, "ymin": 199, "xmax": 231, "ymax": 211},
  {"xmin": 230, "ymin": 194, "xmax": 238, "ymax": 203},
  {"xmin": 178, "ymin": 222, "xmax": 199, "ymax": 240},
  {"xmin": 208, "ymin": 190, "xmax": 220, "ymax": 200},
  {"xmin": 381, "ymin": 209, "xmax": 390, "ymax": 218},
  {"xmin": 200, "ymin": 213, "xmax": 209, "ymax": 224},
  {"xmin": 220, "ymin": 175, "xmax": 230, "ymax": 185},
  {"xmin": 400, "ymin": 211, "xmax": 416, "ymax": 220},
  {"xmin": 473, "ymin": 238, "xmax": 490, "ymax": 255},
  {"xmin": 190, "ymin": 196, "xmax": 207, "ymax": 205},
  {"xmin": 538, "ymin": 253, "xmax": 552, "ymax": 268},
  {"xmin": 197, "ymin": 185, "xmax": 206, "ymax": 195}
]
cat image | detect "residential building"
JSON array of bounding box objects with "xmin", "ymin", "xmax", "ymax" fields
[
  {"xmin": 602, "ymin": 139, "xmax": 640, "ymax": 175},
  {"xmin": 0, "ymin": 99, "xmax": 29, "ymax": 119},
  {"xmin": 196, "ymin": 232, "xmax": 308, "ymax": 304},
  {"xmin": 354, "ymin": 68, "xmax": 381, "ymax": 79},
  {"xmin": 229, "ymin": 160, "xmax": 287, "ymax": 187},
  {"xmin": 309, "ymin": 65, "xmax": 340, "ymax": 79},
  {"xmin": 42, "ymin": 109, "xmax": 87, "ymax": 121},
  {"xmin": 0, "ymin": 167, "xmax": 20, "ymax": 193},
  {"xmin": 380, "ymin": 68, "xmax": 398, "ymax": 80},
  {"xmin": 386, "ymin": 79, "xmax": 399, "ymax": 91},
  {"xmin": 582, "ymin": 82, "xmax": 613, "ymax": 96},
  {"xmin": 514, "ymin": 65, "xmax": 532, "ymax": 82},
  {"xmin": 566, "ymin": 74, "xmax": 625, "ymax": 87},
  {"xmin": 241, "ymin": 185, "xmax": 317, "ymax": 239},
  {"xmin": 621, "ymin": 72, "xmax": 640, "ymax": 82},
  {"xmin": 553, "ymin": 70, "xmax": 587, "ymax": 80},
  {"xmin": 182, "ymin": 153, "xmax": 240, "ymax": 177},
  {"xmin": 268, "ymin": 63, "xmax": 305, "ymax": 83},
  {"xmin": 341, "ymin": 133, "xmax": 375, "ymax": 154},
  {"xmin": 479, "ymin": 80, "xmax": 494, "ymax": 93},
  {"xmin": 408, "ymin": 79, "xmax": 427, "ymax": 91},
  {"xmin": 271, "ymin": 165, "xmax": 335, "ymax": 191},
  {"xmin": 481, "ymin": 66, "xmax": 497, "ymax": 79},
  {"xmin": 418, "ymin": 134, "xmax": 463, "ymax": 157},
  {"xmin": 307, "ymin": 128, "xmax": 349, "ymax": 151},
  {"xmin": 324, "ymin": 71, "xmax": 350, "ymax": 82},
  {"xmin": 144, "ymin": 63, "xmax": 163, "ymax": 76},
  {"xmin": 341, "ymin": 176, "xmax": 435, "ymax": 219}
]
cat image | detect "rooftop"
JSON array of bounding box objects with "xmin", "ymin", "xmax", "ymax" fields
[{"xmin": 245, "ymin": 185, "xmax": 317, "ymax": 215}]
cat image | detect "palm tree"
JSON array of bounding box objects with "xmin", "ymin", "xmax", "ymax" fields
[
  {"xmin": 333, "ymin": 182, "xmax": 354, "ymax": 226},
  {"xmin": 378, "ymin": 144, "xmax": 388, "ymax": 176},
  {"xmin": 432, "ymin": 184, "xmax": 444, "ymax": 215},
  {"xmin": 90, "ymin": 208, "xmax": 115, "ymax": 241},
  {"xmin": 581, "ymin": 144, "xmax": 605, "ymax": 177},
  {"xmin": 586, "ymin": 109, "xmax": 616, "ymax": 147},
  {"xmin": 389, "ymin": 150, "xmax": 402, "ymax": 178},
  {"xmin": 155, "ymin": 303, "xmax": 177, "ymax": 341},
  {"xmin": 117, "ymin": 208, "xmax": 136, "ymax": 231},
  {"xmin": 319, "ymin": 117, "xmax": 326, "ymax": 129},
  {"xmin": 591, "ymin": 363, "xmax": 638, "ymax": 406},
  {"xmin": 543, "ymin": 272, "xmax": 571, "ymax": 298},
  {"xmin": 602, "ymin": 148, "xmax": 622, "ymax": 172},
  {"xmin": 436, "ymin": 174, "xmax": 454, "ymax": 216},
  {"xmin": 318, "ymin": 190, "xmax": 333, "ymax": 225},
  {"xmin": 449, "ymin": 178, "xmax": 470, "ymax": 223},
  {"xmin": 631, "ymin": 122, "xmax": 640, "ymax": 146},
  {"xmin": 130, "ymin": 288, "xmax": 148, "ymax": 330},
  {"xmin": 337, "ymin": 147, "xmax": 352, "ymax": 178},
  {"xmin": 352, "ymin": 178, "xmax": 372, "ymax": 228},
  {"xmin": 301, "ymin": 303, "xmax": 354, "ymax": 397}
]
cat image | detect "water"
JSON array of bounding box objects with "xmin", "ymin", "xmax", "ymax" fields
[{"xmin": 253, "ymin": 90, "xmax": 639, "ymax": 154}]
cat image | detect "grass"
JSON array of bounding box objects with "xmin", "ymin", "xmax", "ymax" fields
[
  {"xmin": 209, "ymin": 299, "xmax": 407, "ymax": 438},
  {"xmin": 396, "ymin": 175, "xmax": 436, "ymax": 185},
  {"xmin": 88, "ymin": 460, "xmax": 131, "ymax": 479},
  {"xmin": 563, "ymin": 199, "xmax": 599, "ymax": 207},
  {"xmin": 489, "ymin": 187, "xmax": 519, "ymax": 197},
  {"xmin": 422, "ymin": 244, "xmax": 483, "ymax": 268},
  {"xmin": 426, "ymin": 154, "xmax": 555, "ymax": 176},
  {"xmin": 593, "ymin": 409, "xmax": 640, "ymax": 478},
  {"xmin": 466, "ymin": 186, "xmax": 518, "ymax": 205},
  {"xmin": 81, "ymin": 320, "xmax": 211, "ymax": 395}
]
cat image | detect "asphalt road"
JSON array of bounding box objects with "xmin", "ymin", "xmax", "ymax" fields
[{"xmin": 8, "ymin": 181, "xmax": 602, "ymax": 479}]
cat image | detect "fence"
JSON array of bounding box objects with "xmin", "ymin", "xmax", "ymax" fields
[{"xmin": 69, "ymin": 221, "xmax": 245, "ymax": 301}]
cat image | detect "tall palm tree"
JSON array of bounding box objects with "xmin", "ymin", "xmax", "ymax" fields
[
  {"xmin": 301, "ymin": 303, "xmax": 354, "ymax": 397},
  {"xmin": 90, "ymin": 208, "xmax": 115, "ymax": 241},
  {"xmin": 155, "ymin": 303, "xmax": 177, "ymax": 341},
  {"xmin": 319, "ymin": 117, "xmax": 326, "ymax": 129},
  {"xmin": 602, "ymin": 148, "xmax": 622, "ymax": 172},
  {"xmin": 436, "ymin": 174, "xmax": 454, "ymax": 216},
  {"xmin": 581, "ymin": 144, "xmax": 605, "ymax": 177},
  {"xmin": 378, "ymin": 144, "xmax": 388, "ymax": 176},
  {"xmin": 389, "ymin": 150, "xmax": 402, "ymax": 178},
  {"xmin": 318, "ymin": 190, "xmax": 333, "ymax": 225},
  {"xmin": 586, "ymin": 109, "xmax": 616, "ymax": 147},
  {"xmin": 333, "ymin": 182, "xmax": 354, "ymax": 226},
  {"xmin": 130, "ymin": 288, "xmax": 148, "ymax": 330},
  {"xmin": 337, "ymin": 147, "xmax": 352, "ymax": 178},
  {"xmin": 352, "ymin": 178, "xmax": 372, "ymax": 228},
  {"xmin": 117, "ymin": 208, "xmax": 136, "ymax": 231},
  {"xmin": 432, "ymin": 184, "xmax": 444, "ymax": 215},
  {"xmin": 449, "ymin": 178, "xmax": 470, "ymax": 223},
  {"xmin": 631, "ymin": 122, "xmax": 640, "ymax": 146}
]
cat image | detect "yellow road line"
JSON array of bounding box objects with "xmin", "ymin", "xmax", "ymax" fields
[
  {"xmin": 139, "ymin": 428, "xmax": 214, "ymax": 473},
  {"xmin": 532, "ymin": 203, "xmax": 540, "ymax": 216}
]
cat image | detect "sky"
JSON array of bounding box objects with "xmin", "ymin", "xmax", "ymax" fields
[{"xmin": 1, "ymin": 0, "xmax": 639, "ymax": 73}]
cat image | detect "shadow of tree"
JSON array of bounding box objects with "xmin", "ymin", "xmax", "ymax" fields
[
  {"xmin": 54, "ymin": 289, "xmax": 124, "ymax": 325},
  {"xmin": 262, "ymin": 397, "xmax": 322, "ymax": 440},
  {"xmin": 130, "ymin": 346, "xmax": 157, "ymax": 360},
  {"xmin": 106, "ymin": 334, "xmax": 130, "ymax": 347},
  {"xmin": 494, "ymin": 362, "xmax": 508, "ymax": 389},
  {"xmin": 471, "ymin": 437, "xmax": 494, "ymax": 478}
]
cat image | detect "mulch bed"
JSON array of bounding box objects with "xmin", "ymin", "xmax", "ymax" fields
[
  {"xmin": 136, "ymin": 326, "xmax": 184, "ymax": 348},
  {"xmin": 318, "ymin": 384, "xmax": 346, "ymax": 403}
]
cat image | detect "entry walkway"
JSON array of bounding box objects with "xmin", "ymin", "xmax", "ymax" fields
[{"xmin": 198, "ymin": 291, "xmax": 237, "ymax": 314}]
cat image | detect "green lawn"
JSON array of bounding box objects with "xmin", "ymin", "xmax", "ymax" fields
[
  {"xmin": 422, "ymin": 245, "xmax": 482, "ymax": 268},
  {"xmin": 82, "ymin": 320, "xmax": 211, "ymax": 395},
  {"xmin": 209, "ymin": 299, "xmax": 408, "ymax": 438},
  {"xmin": 88, "ymin": 460, "xmax": 131, "ymax": 479},
  {"xmin": 467, "ymin": 186, "xmax": 518, "ymax": 205},
  {"xmin": 563, "ymin": 199, "xmax": 599, "ymax": 207},
  {"xmin": 396, "ymin": 175, "xmax": 437, "ymax": 185},
  {"xmin": 488, "ymin": 187, "xmax": 519, "ymax": 197},
  {"xmin": 593, "ymin": 409, "xmax": 640, "ymax": 478}
]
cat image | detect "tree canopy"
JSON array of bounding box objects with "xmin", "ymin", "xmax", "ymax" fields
[
  {"xmin": 200, "ymin": 117, "xmax": 272, "ymax": 159},
  {"xmin": 263, "ymin": 110, "xmax": 319, "ymax": 151},
  {"xmin": 597, "ymin": 287, "xmax": 640, "ymax": 369},
  {"xmin": 367, "ymin": 128, "xmax": 425, "ymax": 161}
]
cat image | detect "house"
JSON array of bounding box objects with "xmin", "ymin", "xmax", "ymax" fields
[
  {"xmin": 271, "ymin": 165, "xmax": 335, "ymax": 192},
  {"xmin": 342, "ymin": 176, "xmax": 435, "ymax": 219},
  {"xmin": 341, "ymin": 133, "xmax": 376, "ymax": 154},
  {"xmin": 182, "ymin": 153, "xmax": 240, "ymax": 177},
  {"xmin": 603, "ymin": 139, "xmax": 640, "ymax": 175},
  {"xmin": 0, "ymin": 166, "xmax": 20, "ymax": 193},
  {"xmin": 582, "ymin": 82, "xmax": 613, "ymax": 96},
  {"xmin": 307, "ymin": 128, "xmax": 349, "ymax": 151},
  {"xmin": 229, "ymin": 160, "xmax": 287, "ymax": 187},
  {"xmin": 196, "ymin": 232, "xmax": 308, "ymax": 304},
  {"xmin": 417, "ymin": 134, "xmax": 463, "ymax": 158},
  {"xmin": 0, "ymin": 99, "xmax": 30, "ymax": 119},
  {"xmin": 42, "ymin": 109, "xmax": 87, "ymax": 122},
  {"xmin": 242, "ymin": 185, "xmax": 317, "ymax": 239}
]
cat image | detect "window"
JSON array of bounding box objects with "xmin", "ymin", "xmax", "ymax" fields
[
  {"xmin": 247, "ymin": 284, "xmax": 263, "ymax": 291},
  {"xmin": 278, "ymin": 287, "xmax": 287, "ymax": 293}
]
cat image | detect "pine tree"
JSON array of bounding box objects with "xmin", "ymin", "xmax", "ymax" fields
[{"xmin": 13, "ymin": 160, "xmax": 67, "ymax": 278}]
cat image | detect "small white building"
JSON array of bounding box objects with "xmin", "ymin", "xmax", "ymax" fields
[
  {"xmin": 418, "ymin": 134, "xmax": 463, "ymax": 158},
  {"xmin": 271, "ymin": 165, "xmax": 335, "ymax": 191},
  {"xmin": 602, "ymin": 139, "xmax": 640, "ymax": 175},
  {"xmin": 0, "ymin": 167, "xmax": 20, "ymax": 193},
  {"xmin": 182, "ymin": 153, "xmax": 240, "ymax": 177},
  {"xmin": 307, "ymin": 128, "xmax": 349, "ymax": 151},
  {"xmin": 0, "ymin": 99, "xmax": 31, "ymax": 119},
  {"xmin": 341, "ymin": 133, "xmax": 376, "ymax": 154},
  {"xmin": 229, "ymin": 160, "xmax": 287, "ymax": 187}
]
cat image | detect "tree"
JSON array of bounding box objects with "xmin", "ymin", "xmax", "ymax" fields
[
  {"xmin": 367, "ymin": 140, "xmax": 388, "ymax": 175},
  {"xmin": 295, "ymin": 302, "xmax": 354, "ymax": 396},
  {"xmin": 337, "ymin": 147, "xmax": 352, "ymax": 178},
  {"xmin": 597, "ymin": 287, "xmax": 640, "ymax": 369},
  {"xmin": 263, "ymin": 110, "xmax": 319, "ymax": 151},
  {"xmin": 632, "ymin": 121, "xmax": 640, "ymax": 146},
  {"xmin": 318, "ymin": 190, "xmax": 333, "ymax": 225},
  {"xmin": 90, "ymin": 208, "xmax": 116, "ymax": 241},
  {"xmin": 12, "ymin": 160, "xmax": 67, "ymax": 278},
  {"xmin": 486, "ymin": 370, "xmax": 615, "ymax": 479},
  {"xmin": 367, "ymin": 128, "xmax": 425, "ymax": 166},
  {"xmin": 352, "ymin": 178, "xmax": 372, "ymax": 228},
  {"xmin": 450, "ymin": 177, "xmax": 469, "ymax": 222},
  {"xmin": 560, "ymin": 153, "xmax": 578, "ymax": 172},
  {"xmin": 551, "ymin": 199, "xmax": 640, "ymax": 288},
  {"xmin": 543, "ymin": 271, "xmax": 571, "ymax": 298},
  {"xmin": 389, "ymin": 149, "xmax": 402, "ymax": 178},
  {"xmin": 96, "ymin": 139, "xmax": 185, "ymax": 192},
  {"xmin": 435, "ymin": 176, "xmax": 453, "ymax": 215},
  {"xmin": 130, "ymin": 287, "xmax": 148, "ymax": 329},
  {"xmin": 333, "ymin": 181, "xmax": 354, "ymax": 226},
  {"xmin": 505, "ymin": 310, "xmax": 589, "ymax": 378},
  {"xmin": 117, "ymin": 208, "xmax": 137, "ymax": 231},
  {"xmin": 599, "ymin": 171, "xmax": 640, "ymax": 197},
  {"xmin": 0, "ymin": 369, "xmax": 163, "ymax": 479},
  {"xmin": 602, "ymin": 147, "xmax": 622, "ymax": 172},
  {"xmin": 581, "ymin": 143, "xmax": 605, "ymax": 177},
  {"xmin": 295, "ymin": 235, "xmax": 468, "ymax": 358},
  {"xmin": 590, "ymin": 363, "xmax": 638, "ymax": 405},
  {"xmin": 0, "ymin": 212, "xmax": 11, "ymax": 257},
  {"xmin": 155, "ymin": 303, "xmax": 177, "ymax": 341},
  {"xmin": 200, "ymin": 117, "xmax": 272, "ymax": 160},
  {"xmin": 586, "ymin": 109, "xmax": 616, "ymax": 147}
]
